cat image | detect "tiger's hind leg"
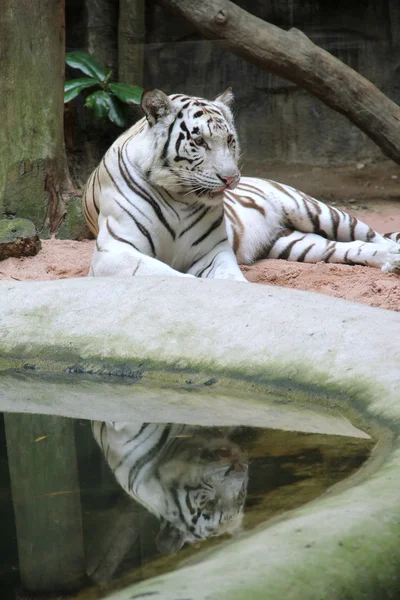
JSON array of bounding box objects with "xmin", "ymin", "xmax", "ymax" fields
[
  {"xmin": 267, "ymin": 229, "xmax": 400, "ymax": 273},
  {"xmin": 283, "ymin": 195, "xmax": 399, "ymax": 247},
  {"xmin": 258, "ymin": 179, "xmax": 400, "ymax": 247},
  {"xmin": 384, "ymin": 232, "xmax": 400, "ymax": 244}
]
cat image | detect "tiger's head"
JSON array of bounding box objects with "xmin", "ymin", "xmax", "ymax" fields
[
  {"xmin": 154, "ymin": 434, "xmax": 248, "ymax": 555},
  {"xmin": 135, "ymin": 89, "xmax": 241, "ymax": 204}
]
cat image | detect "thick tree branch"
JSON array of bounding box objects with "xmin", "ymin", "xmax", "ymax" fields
[{"xmin": 158, "ymin": 0, "xmax": 400, "ymax": 165}]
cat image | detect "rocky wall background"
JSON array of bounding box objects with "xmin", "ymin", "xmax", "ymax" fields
[{"xmin": 143, "ymin": 0, "xmax": 400, "ymax": 168}]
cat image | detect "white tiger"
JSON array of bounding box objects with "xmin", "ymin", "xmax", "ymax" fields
[
  {"xmin": 83, "ymin": 89, "xmax": 400, "ymax": 278},
  {"xmin": 92, "ymin": 421, "xmax": 248, "ymax": 554}
]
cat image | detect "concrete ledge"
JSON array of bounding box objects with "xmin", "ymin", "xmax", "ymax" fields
[{"xmin": 0, "ymin": 277, "xmax": 400, "ymax": 599}]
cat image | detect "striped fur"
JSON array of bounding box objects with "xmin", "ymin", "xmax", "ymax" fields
[
  {"xmin": 83, "ymin": 90, "xmax": 400, "ymax": 277},
  {"xmin": 92, "ymin": 421, "xmax": 248, "ymax": 554}
]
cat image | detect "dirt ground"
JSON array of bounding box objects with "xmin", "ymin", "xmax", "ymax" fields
[{"xmin": 1, "ymin": 161, "xmax": 399, "ymax": 311}]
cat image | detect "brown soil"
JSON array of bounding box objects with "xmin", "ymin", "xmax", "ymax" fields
[
  {"xmin": 1, "ymin": 161, "xmax": 399, "ymax": 311},
  {"xmin": 0, "ymin": 239, "xmax": 94, "ymax": 281},
  {"xmin": 242, "ymin": 260, "xmax": 400, "ymax": 311}
]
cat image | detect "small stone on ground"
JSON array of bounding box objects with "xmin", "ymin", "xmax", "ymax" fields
[{"xmin": 0, "ymin": 219, "xmax": 41, "ymax": 261}]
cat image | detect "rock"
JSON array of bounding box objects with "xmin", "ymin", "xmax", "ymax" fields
[
  {"xmin": 56, "ymin": 194, "xmax": 93, "ymax": 241},
  {"xmin": 348, "ymin": 198, "xmax": 357, "ymax": 203},
  {"xmin": 0, "ymin": 219, "xmax": 41, "ymax": 261},
  {"xmin": 356, "ymin": 162, "xmax": 365, "ymax": 170}
]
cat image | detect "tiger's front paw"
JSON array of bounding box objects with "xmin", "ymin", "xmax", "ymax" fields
[{"xmin": 382, "ymin": 246, "xmax": 400, "ymax": 274}]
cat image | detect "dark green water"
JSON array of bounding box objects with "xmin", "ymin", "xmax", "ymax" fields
[{"xmin": 0, "ymin": 413, "xmax": 373, "ymax": 600}]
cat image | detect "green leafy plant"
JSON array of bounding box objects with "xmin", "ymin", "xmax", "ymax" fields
[{"xmin": 64, "ymin": 51, "xmax": 144, "ymax": 127}]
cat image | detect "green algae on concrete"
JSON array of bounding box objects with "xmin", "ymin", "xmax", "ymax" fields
[{"xmin": 0, "ymin": 276, "xmax": 400, "ymax": 599}]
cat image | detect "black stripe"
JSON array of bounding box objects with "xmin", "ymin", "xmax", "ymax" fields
[
  {"xmin": 117, "ymin": 148, "xmax": 176, "ymax": 240},
  {"xmin": 175, "ymin": 132, "xmax": 184, "ymax": 154},
  {"xmin": 123, "ymin": 423, "xmax": 149, "ymax": 445},
  {"xmin": 113, "ymin": 425, "xmax": 158, "ymax": 473},
  {"xmin": 120, "ymin": 139, "xmax": 179, "ymax": 219},
  {"xmin": 323, "ymin": 245, "xmax": 337, "ymax": 262},
  {"xmin": 102, "ymin": 156, "xmax": 142, "ymax": 215},
  {"xmin": 156, "ymin": 190, "xmax": 180, "ymax": 219},
  {"xmin": 179, "ymin": 206, "xmax": 210, "ymax": 238},
  {"xmin": 187, "ymin": 237, "xmax": 228, "ymax": 272},
  {"xmin": 197, "ymin": 254, "xmax": 219, "ymax": 277},
  {"xmin": 327, "ymin": 205, "xmax": 340, "ymax": 239},
  {"xmin": 191, "ymin": 213, "xmax": 224, "ymax": 247},
  {"xmin": 182, "ymin": 201, "xmax": 204, "ymax": 215},
  {"xmin": 185, "ymin": 490, "xmax": 194, "ymax": 514},
  {"xmin": 171, "ymin": 485, "xmax": 191, "ymax": 528},
  {"xmin": 162, "ymin": 118, "xmax": 177, "ymax": 165},
  {"xmin": 100, "ymin": 422, "xmax": 107, "ymax": 451},
  {"xmin": 114, "ymin": 199, "xmax": 156, "ymax": 256},
  {"xmin": 256, "ymin": 229, "xmax": 293, "ymax": 261},
  {"xmin": 116, "ymin": 150, "xmax": 150, "ymax": 220},
  {"xmin": 93, "ymin": 170, "xmax": 100, "ymax": 212},
  {"xmin": 349, "ymin": 215, "xmax": 357, "ymax": 241},
  {"xmin": 83, "ymin": 192, "xmax": 98, "ymax": 233},
  {"xmin": 128, "ymin": 425, "xmax": 172, "ymax": 492},
  {"xmin": 174, "ymin": 121, "xmax": 196, "ymax": 164},
  {"xmin": 301, "ymin": 196, "xmax": 321, "ymax": 233},
  {"xmin": 106, "ymin": 219, "xmax": 139, "ymax": 251},
  {"xmin": 180, "ymin": 120, "xmax": 191, "ymax": 139},
  {"xmin": 278, "ymin": 235, "xmax": 306, "ymax": 260},
  {"xmin": 297, "ymin": 243, "xmax": 315, "ymax": 262}
]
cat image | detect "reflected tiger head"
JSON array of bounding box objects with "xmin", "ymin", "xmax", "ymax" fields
[
  {"xmin": 154, "ymin": 434, "xmax": 248, "ymax": 554},
  {"xmin": 136, "ymin": 89, "xmax": 241, "ymax": 204}
]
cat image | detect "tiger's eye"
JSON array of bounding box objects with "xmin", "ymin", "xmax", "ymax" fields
[{"xmin": 194, "ymin": 136, "xmax": 206, "ymax": 147}]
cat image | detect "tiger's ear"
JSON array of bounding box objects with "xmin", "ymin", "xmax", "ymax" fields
[
  {"xmin": 155, "ymin": 519, "xmax": 186, "ymax": 555},
  {"xmin": 213, "ymin": 87, "xmax": 234, "ymax": 108},
  {"xmin": 141, "ymin": 89, "xmax": 173, "ymax": 125}
]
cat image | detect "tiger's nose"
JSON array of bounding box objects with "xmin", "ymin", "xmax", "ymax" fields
[
  {"xmin": 220, "ymin": 175, "xmax": 239, "ymax": 188},
  {"xmin": 221, "ymin": 175, "xmax": 236, "ymax": 186}
]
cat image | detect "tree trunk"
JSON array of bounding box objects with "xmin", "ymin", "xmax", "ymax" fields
[
  {"xmin": 4, "ymin": 413, "xmax": 86, "ymax": 593},
  {"xmin": 118, "ymin": 0, "xmax": 145, "ymax": 87},
  {"xmin": 158, "ymin": 0, "xmax": 400, "ymax": 166},
  {"xmin": 0, "ymin": 0, "xmax": 69, "ymax": 235},
  {"xmin": 85, "ymin": 0, "xmax": 119, "ymax": 76}
]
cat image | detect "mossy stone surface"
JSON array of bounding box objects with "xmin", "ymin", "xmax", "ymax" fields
[
  {"xmin": 0, "ymin": 218, "xmax": 41, "ymax": 260},
  {"xmin": 0, "ymin": 218, "xmax": 36, "ymax": 242}
]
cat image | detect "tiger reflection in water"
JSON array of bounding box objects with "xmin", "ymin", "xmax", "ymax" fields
[{"xmin": 91, "ymin": 422, "xmax": 248, "ymax": 554}]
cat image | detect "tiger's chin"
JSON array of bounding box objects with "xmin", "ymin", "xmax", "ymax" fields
[
  {"xmin": 164, "ymin": 183, "xmax": 226, "ymax": 206},
  {"xmin": 194, "ymin": 189, "xmax": 226, "ymax": 206},
  {"xmin": 148, "ymin": 169, "xmax": 226, "ymax": 205}
]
